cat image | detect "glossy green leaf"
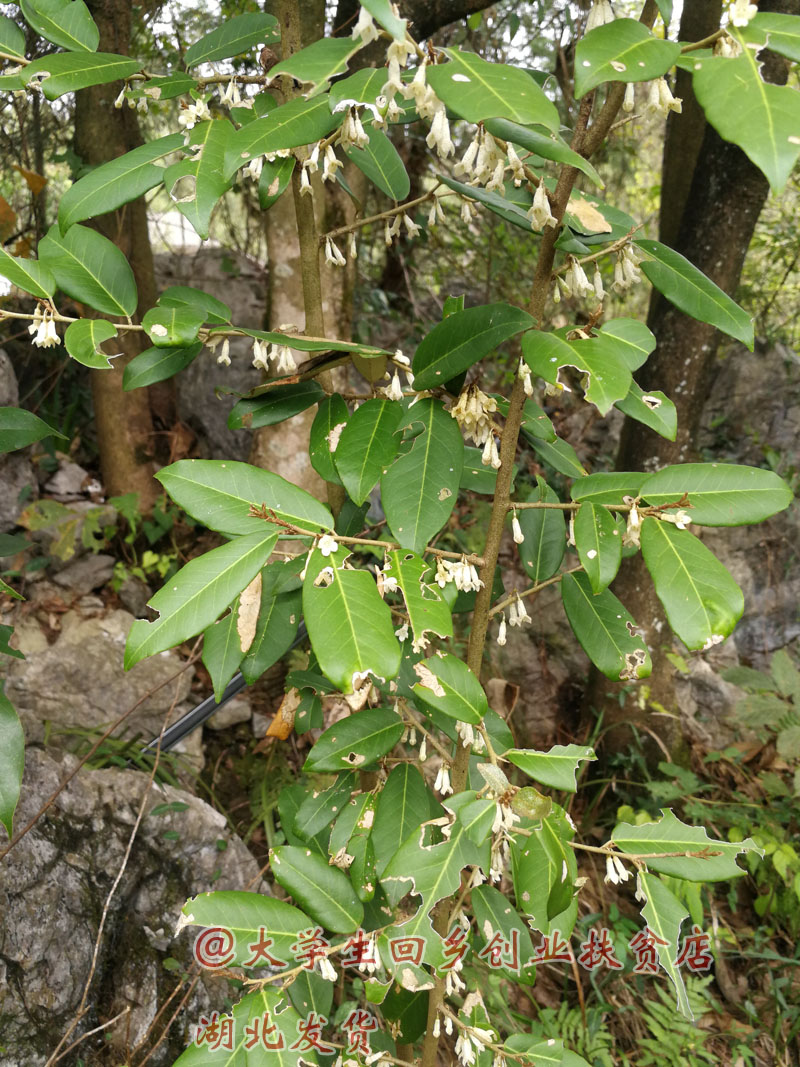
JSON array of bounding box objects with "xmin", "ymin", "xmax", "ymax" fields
[
  {"xmin": 286, "ymin": 967, "xmax": 334, "ymax": 1022},
  {"xmin": 640, "ymin": 518, "xmax": 743, "ymax": 651},
  {"xmin": 571, "ymin": 471, "xmax": 647, "ymax": 505},
  {"xmin": 613, "ymin": 807, "xmax": 762, "ymax": 882},
  {"xmin": 143, "ymin": 71, "xmax": 195, "ymax": 99},
  {"xmin": 305, "ymin": 707, "xmax": 403, "ymax": 773},
  {"xmin": 58, "ymin": 134, "xmax": 183, "ymax": 232},
  {"xmin": 412, "ymin": 653, "xmax": 488, "ymax": 724},
  {"xmin": 164, "ymin": 120, "xmax": 235, "ymax": 240},
  {"xmin": 692, "ymin": 50, "xmax": 800, "ymax": 194},
  {"xmin": 329, "ymin": 68, "xmax": 386, "ymax": 112},
  {"xmin": 234, "ymin": 326, "xmax": 386, "ymax": 357},
  {"xmin": 381, "ymin": 399, "xmax": 464, "ymax": 554},
  {"xmin": 574, "ymin": 19, "xmax": 681, "ymax": 98},
  {"xmin": 361, "ymin": 0, "xmax": 407, "ymax": 40},
  {"xmin": 528, "ymin": 435, "xmax": 587, "ymax": 478},
  {"xmin": 258, "ymin": 154, "xmax": 295, "ymax": 211},
  {"xmin": 294, "ymin": 773, "xmax": 355, "ymax": 842},
  {"xmin": 507, "ymin": 744, "xmax": 596, "ymax": 792},
  {"xmin": 655, "ymin": 0, "xmax": 673, "ymax": 22},
  {"xmin": 179, "ymin": 889, "xmax": 311, "ymax": 967},
  {"xmin": 39, "ymin": 223, "xmax": 136, "ymax": 317},
  {"xmin": 472, "ymin": 885, "xmax": 537, "ymax": 984},
  {"xmin": 438, "ymin": 174, "xmax": 536, "ymax": 233},
  {"xmin": 303, "ymin": 549, "xmax": 401, "ymax": 694},
  {"xmin": 334, "ymin": 398, "xmax": 403, "ymax": 506},
  {"xmin": 24, "ymin": 52, "xmax": 139, "ymax": 99},
  {"xmin": 616, "ymin": 381, "xmax": 677, "ymax": 440},
  {"xmin": 484, "ymin": 117, "xmax": 604, "ymax": 187},
  {"xmin": 159, "ymin": 286, "xmax": 231, "ymax": 325},
  {"xmin": 640, "ymin": 462, "xmax": 793, "ymax": 526},
  {"xmin": 19, "ymin": 0, "xmax": 98, "ymax": 52},
  {"xmin": 412, "ymin": 302, "xmax": 534, "ymax": 390},
  {"xmin": 516, "ymin": 477, "xmax": 566, "ymax": 583},
  {"xmin": 0, "ymin": 15, "xmax": 26, "ymax": 59},
  {"xmin": 226, "ymin": 97, "xmax": 342, "ymax": 178},
  {"xmin": 740, "ymin": 11, "xmax": 800, "ymax": 61},
  {"xmin": 461, "ymin": 445, "xmax": 507, "ymax": 493},
  {"xmin": 561, "ymin": 571, "xmax": 651, "ymax": 681},
  {"xmin": 202, "ymin": 606, "xmax": 245, "ymax": 702},
  {"xmin": 125, "ymin": 529, "xmax": 278, "ymax": 667},
  {"xmin": 636, "ymin": 872, "xmax": 691, "ymax": 1019},
  {"xmin": 427, "ymin": 47, "xmax": 560, "ymax": 130},
  {"xmin": 0, "ymin": 247, "xmax": 55, "ymax": 300},
  {"xmin": 184, "ymin": 12, "xmax": 279, "ymax": 67},
  {"xmin": 64, "ymin": 319, "xmax": 118, "ymax": 369},
  {"xmin": 271, "ymin": 37, "xmax": 355, "ymax": 92},
  {"xmin": 635, "ymin": 237, "xmax": 754, "ymax": 347},
  {"xmin": 511, "ymin": 808, "xmax": 578, "ymax": 937},
  {"xmin": 240, "ymin": 588, "xmax": 301, "ymax": 686},
  {"xmin": 271, "ymin": 845, "xmax": 363, "ymax": 933},
  {"xmin": 122, "ymin": 342, "xmax": 203, "ymax": 391},
  {"xmin": 574, "ymin": 501, "xmax": 622, "ymax": 593},
  {"xmin": 157, "ymin": 459, "xmax": 334, "ymax": 537},
  {"xmin": 0, "ymin": 684, "xmax": 24, "ymax": 837},
  {"xmin": 309, "ymin": 393, "xmax": 348, "ymax": 485},
  {"xmin": 0, "ymin": 406, "xmax": 65, "ymax": 452},
  {"xmin": 229, "ymin": 382, "xmax": 326, "ymax": 431},
  {"xmin": 380, "ymin": 984, "xmax": 428, "ymax": 1043},
  {"xmin": 383, "ymin": 550, "xmax": 452, "ymax": 651},
  {"xmin": 372, "ymin": 764, "xmax": 442, "ymax": 876},
  {"xmin": 505, "ymin": 1036, "xmax": 591, "ymax": 1066},
  {"xmin": 142, "ymin": 305, "xmax": 205, "ymax": 348},
  {"xmin": 345, "ymin": 126, "xmax": 410, "ymax": 200}
]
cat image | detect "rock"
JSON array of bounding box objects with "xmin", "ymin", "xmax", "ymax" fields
[
  {"xmin": 118, "ymin": 576, "xmax": 152, "ymax": 618},
  {"xmin": 52, "ymin": 552, "xmax": 116, "ymax": 594},
  {"xmin": 43, "ymin": 460, "xmax": 91, "ymax": 500},
  {"xmin": 207, "ymin": 693, "xmax": 252, "ymax": 730},
  {"xmin": 4, "ymin": 607, "xmax": 194, "ymax": 744},
  {"xmin": 0, "ymin": 351, "xmax": 38, "ymax": 532},
  {"xmin": 0, "ymin": 747, "xmax": 266, "ymax": 1066}
]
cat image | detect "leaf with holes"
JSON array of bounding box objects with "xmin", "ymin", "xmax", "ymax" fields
[
  {"xmin": 506, "ymin": 745, "xmax": 596, "ymax": 792},
  {"xmin": 561, "ymin": 571, "xmax": 651, "ymax": 681},
  {"xmin": 574, "ymin": 19, "xmax": 681, "ymax": 98},
  {"xmin": 258, "ymin": 155, "xmax": 295, "ymax": 211},
  {"xmin": 240, "ymin": 584, "xmax": 301, "ymax": 686},
  {"xmin": 304, "ymin": 707, "xmax": 404, "ymax": 773},
  {"xmin": 163, "ymin": 120, "xmax": 235, "ymax": 240},
  {"xmin": 383, "ymin": 551, "xmax": 452, "ymax": 652},
  {"xmin": 310, "ymin": 394, "xmax": 348, "ymax": 486},
  {"xmin": 64, "ymin": 319, "xmax": 118, "ymax": 369},
  {"xmin": 372, "ymin": 764, "xmax": 443, "ymax": 876},
  {"xmin": 636, "ymin": 872, "xmax": 692, "ymax": 1019},
  {"xmin": 412, "ymin": 654, "xmax": 487, "ymax": 725},
  {"xmin": 616, "ymin": 381, "xmax": 677, "ymax": 441}
]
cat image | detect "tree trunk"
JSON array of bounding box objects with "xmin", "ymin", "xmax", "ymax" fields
[
  {"xmin": 591, "ymin": 0, "xmax": 798, "ymax": 744},
  {"xmin": 73, "ymin": 0, "xmax": 161, "ymax": 510}
]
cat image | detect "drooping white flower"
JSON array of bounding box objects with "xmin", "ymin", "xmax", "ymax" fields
[
  {"xmin": 528, "ymin": 180, "xmax": 558, "ymax": 231},
  {"xmin": 506, "ymin": 142, "xmax": 526, "ymax": 186},
  {"xmin": 426, "ymin": 103, "xmax": 455, "ymax": 158},
  {"xmin": 434, "ymin": 763, "xmax": 453, "ymax": 795},
  {"xmin": 497, "ymin": 614, "xmax": 507, "ymax": 646},
  {"xmin": 217, "ymin": 338, "xmax": 231, "ymax": 366},
  {"xmin": 481, "ymin": 433, "xmax": 501, "ymax": 469},
  {"xmin": 178, "ymin": 98, "xmax": 211, "ymax": 130},
  {"xmin": 243, "ymin": 156, "xmax": 264, "ymax": 182},
  {"xmin": 593, "ymin": 265, "xmax": 605, "ymax": 300},
  {"xmin": 29, "ymin": 306, "xmax": 59, "ymax": 348},
  {"xmin": 382, "ymin": 369, "xmax": 404, "ymax": 402},
  {"xmin": 322, "ymin": 145, "xmax": 342, "ymax": 182},
  {"xmin": 518, "ymin": 358, "xmax": 534, "ymax": 397},
  {"xmin": 252, "ymin": 338, "xmax": 269, "ymax": 372},
  {"xmin": 512, "ymin": 511, "xmax": 525, "ymax": 544},
  {"xmin": 319, "ymin": 955, "xmax": 338, "ymax": 982},
  {"xmin": 454, "ymin": 134, "xmax": 481, "ymax": 178},
  {"xmin": 450, "ymin": 384, "xmax": 498, "ymax": 446},
  {"xmin": 646, "ymin": 77, "xmax": 682, "ymax": 117},
  {"xmin": 353, "ymin": 5, "xmax": 381, "ymax": 42},
  {"xmin": 403, "ymin": 213, "xmax": 421, "ymax": 238},
  {"xmin": 114, "ymin": 86, "xmax": 126, "ymax": 109},
  {"xmin": 324, "ymin": 236, "xmax": 347, "ymax": 267},
  {"xmin": 604, "ymin": 853, "xmax": 631, "ymax": 884},
  {"xmin": 564, "ymin": 256, "xmax": 595, "ymax": 299},
  {"xmin": 219, "ymin": 77, "xmax": 241, "ymax": 108},
  {"xmin": 622, "ymin": 496, "xmax": 642, "ymax": 547},
  {"xmin": 586, "ymin": 0, "xmax": 615, "ymax": 33},
  {"xmin": 623, "ymin": 81, "xmax": 636, "ymax": 113},
  {"xmin": 508, "ymin": 594, "xmax": 531, "ymax": 628},
  {"xmin": 731, "ymin": 0, "xmax": 758, "ymax": 26},
  {"xmin": 274, "ymin": 345, "xmax": 296, "ymax": 374}
]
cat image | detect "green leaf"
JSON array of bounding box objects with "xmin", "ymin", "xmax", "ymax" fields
[
  {"xmin": 0, "ymin": 406, "xmax": 65, "ymax": 452},
  {"xmin": 58, "ymin": 133, "xmax": 184, "ymax": 232},
  {"xmin": 381, "ymin": 399, "xmax": 464, "ymax": 554},
  {"xmin": 234, "ymin": 326, "xmax": 386, "ymax": 357},
  {"xmin": 438, "ymin": 174, "xmax": 537, "ymax": 233},
  {"xmin": 19, "ymin": 0, "xmax": 98, "ymax": 52},
  {"xmin": 302, "ymin": 549, "xmax": 401, "ymax": 694},
  {"xmin": 412, "ymin": 653, "xmax": 488, "ymax": 724},
  {"xmin": 426, "ymin": 47, "xmax": 560, "ymax": 130},
  {"xmin": 39, "ymin": 223, "xmax": 137, "ymax": 317},
  {"xmin": 64, "ymin": 319, "xmax": 118, "ymax": 369},
  {"xmin": 383, "ymin": 551, "xmax": 452, "ymax": 651},
  {"xmin": 571, "ymin": 471, "xmax": 648, "ymax": 505},
  {"xmin": 310, "ymin": 394, "xmax": 348, "ymax": 485},
  {"xmin": 516, "ymin": 477, "xmax": 566, "ymax": 584},
  {"xmin": 202, "ymin": 606, "xmax": 245, "ymax": 702},
  {"xmin": 24, "ymin": 52, "xmax": 139, "ymax": 99},
  {"xmin": 0, "ymin": 247, "xmax": 55, "ymax": 300},
  {"xmin": 142, "ymin": 305, "xmax": 205, "ymax": 348},
  {"xmin": 241, "ymin": 587, "xmax": 301, "ymax": 686},
  {"xmin": 616, "ymin": 381, "xmax": 677, "ymax": 441},
  {"xmin": 144, "ymin": 71, "xmax": 195, "ymax": 99},
  {"xmin": 461, "ymin": 445, "xmax": 507, "ymax": 493},
  {"xmin": 295, "ymin": 773, "xmax": 355, "ymax": 842},
  {"xmin": 122, "ymin": 342, "xmax": 203, "ymax": 391},
  {"xmin": 511, "ymin": 809, "xmax": 577, "ymax": 937},
  {"xmin": 740, "ymin": 11, "xmax": 800, "ymax": 62},
  {"xmin": 528, "ymin": 435, "xmax": 587, "ymax": 478},
  {"xmin": 329, "ymin": 68, "xmax": 386, "ymax": 112},
  {"xmin": 506, "ymin": 744, "xmax": 596, "ymax": 792},
  {"xmin": 228, "ymin": 382, "xmax": 326, "ymax": 431},
  {"xmin": 484, "ymin": 118, "xmax": 604, "ymax": 187},
  {"xmin": 226, "ymin": 97, "xmax": 342, "ymax": 178},
  {"xmin": 655, "ymin": 0, "xmax": 673, "ymax": 22},
  {"xmin": 159, "ymin": 286, "xmax": 231, "ymax": 325},
  {"xmin": 471, "ymin": 884, "xmax": 537, "ymax": 984},
  {"xmin": 124, "ymin": 529, "xmax": 278, "ymax": 667},
  {"xmin": 0, "ymin": 684, "xmax": 24, "ymax": 837},
  {"xmin": 412, "ymin": 302, "xmax": 534, "ymax": 390},
  {"xmin": 271, "ymin": 845, "xmax": 363, "ymax": 933},
  {"xmin": 640, "ymin": 519, "xmax": 743, "ymax": 651},
  {"xmin": 0, "ymin": 15, "xmax": 26, "ymax": 59},
  {"xmin": 561, "ymin": 571, "xmax": 652, "ymax": 681},
  {"xmin": 157, "ymin": 459, "xmax": 334, "ymax": 537},
  {"xmin": 258, "ymin": 154, "xmax": 296, "ymax": 211},
  {"xmin": 177, "ymin": 889, "xmax": 311, "ymax": 969},
  {"xmin": 614, "ymin": 808, "xmax": 762, "ymax": 881},
  {"xmin": 636, "ymin": 872, "xmax": 691, "ymax": 1019},
  {"xmin": 574, "ymin": 19, "xmax": 682, "ymax": 98},
  {"xmin": 691, "ymin": 50, "xmax": 800, "ymax": 194},
  {"xmin": 574, "ymin": 501, "xmax": 622, "ymax": 593},
  {"xmin": 361, "ymin": 0, "xmax": 407, "ymax": 40},
  {"xmin": 345, "ymin": 126, "xmax": 410, "ymax": 200},
  {"xmin": 771, "ymin": 648, "xmax": 800, "ymax": 703},
  {"xmin": 184, "ymin": 12, "xmax": 279, "ymax": 67},
  {"xmin": 334, "ymin": 398, "xmax": 403, "ymax": 506},
  {"xmin": 373, "ymin": 764, "xmax": 441, "ymax": 876},
  {"xmin": 271, "ymin": 37, "xmax": 356, "ymax": 92},
  {"xmin": 640, "ymin": 462, "xmax": 793, "ymax": 526},
  {"xmin": 163, "ymin": 119, "xmax": 235, "ymax": 240},
  {"xmin": 305, "ymin": 707, "xmax": 404, "ymax": 773},
  {"xmin": 636, "ymin": 238, "xmax": 754, "ymax": 348}
]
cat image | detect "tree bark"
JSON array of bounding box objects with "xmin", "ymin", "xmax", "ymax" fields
[{"xmin": 73, "ymin": 0, "xmax": 161, "ymax": 509}]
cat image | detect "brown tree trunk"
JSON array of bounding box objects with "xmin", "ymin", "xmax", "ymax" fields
[
  {"xmin": 73, "ymin": 0, "xmax": 161, "ymax": 510},
  {"xmin": 591, "ymin": 0, "xmax": 798, "ymax": 745}
]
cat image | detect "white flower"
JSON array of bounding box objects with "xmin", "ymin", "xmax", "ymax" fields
[
  {"xmin": 485, "ymin": 158, "xmax": 507, "ymax": 194},
  {"xmin": 394, "ymin": 622, "xmax": 409, "ymax": 642},
  {"xmin": 382, "ymin": 370, "xmax": 404, "ymax": 402},
  {"xmin": 353, "ymin": 5, "xmax": 380, "ymax": 41},
  {"xmin": 428, "ymin": 196, "xmax": 445, "ymax": 226},
  {"xmin": 384, "ymin": 214, "xmax": 402, "ymax": 246},
  {"xmin": 114, "ymin": 87, "xmax": 126, "ymax": 109},
  {"xmin": 178, "ymin": 98, "xmax": 211, "ymax": 130},
  {"xmin": 646, "ymin": 77, "xmax": 682, "ymax": 117},
  {"xmin": 604, "ymin": 853, "xmax": 631, "ymax": 884},
  {"xmin": 299, "ymin": 164, "xmax": 313, "ymax": 197},
  {"xmin": 506, "ymin": 142, "xmax": 526, "ymax": 186},
  {"xmin": 528, "ymin": 180, "xmax": 558, "ymax": 231},
  {"xmin": 450, "ymin": 384, "xmax": 498, "ymax": 446},
  {"xmin": 593, "ymin": 266, "xmax": 605, "ymax": 300},
  {"xmin": 454, "ymin": 134, "xmax": 480, "ymax": 178},
  {"xmin": 508, "ymin": 594, "xmax": 531, "ymax": 628},
  {"xmin": 497, "ymin": 614, "xmax": 507, "ymax": 646},
  {"xmin": 324, "ymin": 236, "xmax": 347, "ymax": 267},
  {"xmin": 219, "ymin": 77, "xmax": 241, "ymax": 107},
  {"xmin": 275, "ymin": 345, "xmax": 296, "ymax": 374},
  {"xmin": 623, "ymin": 81, "xmax": 636, "ymax": 113},
  {"xmin": 29, "ymin": 306, "xmax": 59, "ymax": 348},
  {"xmin": 419, "ymin": 737, "xmax": 427, "ymax": 761},
  {"xmin": 434, "ymin": 763, "xmax": 453, "ymax": 796},
  {"xmin": 512, "ymin": 512, "xmax": 525, "ymax": 544},
  {"xmin": 622, "ymin": 496, "xmax": 642, "ymax": 547},
  {"xmin": 322, "ymin": 145, "xmax": 342, "ymax": 182},
  {"xmin": 216, "ymin": 338, "xmax": 231, "ymax": 366},
  {"xmin": 481, "ymin": 434, "xmax": 501, "ymax": 469},
  {"xmin": 307, "ymin": 143, "xmax": 321, "ymax": 173},
  {"xmin": 403, "ymin": 213, "xmax": 421, "ymax": 238},
  {"xmin": 564, "ymin": 256, "xmax": 594, "ymax": 298},
  {"xmin": 243, "ymin": 156, "xmax": 263, "ymax": 182},
  {"xmin": 518, "ymin": 358, "xmax": 534, "ymax": 397},
  {"xmin": 318, "ymin": 533, "xmax": 339, "ymax": 557},
  {"xmin": 319, "ymin": 955, "xmax": 338, "ymax": 982},
  {"xmin": 715, "ymin": 33, "xmax": 742, "ymax": 57},
  {"xmin": 731, "ymin": 0, "xmax": 758, "ymax": 26},
  {"xmin": 456, "ymin": 721, "xmax": 475, "ymax": 749},
  {"xmin": 586, "ymin": 0, "xmax": 615, "ymax": 32},
  {"xmin": 426, "ymin": 103, "xmax": 455, "ymax": 158}
]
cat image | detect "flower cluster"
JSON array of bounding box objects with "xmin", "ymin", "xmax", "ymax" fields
[
  {"xmin": 251, "ymin": 338, "xmax": 296, "ymax": 375},
  {"xmin": 557, "ymin": 256, "xmax": 595, "ymax": 301},
  {"xmin": 28, "ymin": 305, "xmax": 59, "ymax": 348},
  {"xmin": 508, "ymin": 593, "xmax": 531, "ymax": 628},
  {"xmin": 586, "ymin": 0, "xmax": 615, "ymax": 32},
  {"xmin": 613, "ymin": 244, "xmax": 643, "ymax": 291},
  {"xmin": 646, "ymin": 77, "xmax": 682, "ymax": 117},
  {"xmin": 454, "ymin": 128, "xmax": 506, "ymax": 190},
  {"xmin": 604, "ymin": 853, "xmax": 631, "ymax": 885},
  {"xmin": 178, "ymin": 97, "xmax": 211, "ymax": 130},
  {"xmin": 435, "ymin": 554, "xmax": 484, "ymax": 592},
  {"xmin": 450, "ymin": 385, "xmax": 498, "ymax": 447}
]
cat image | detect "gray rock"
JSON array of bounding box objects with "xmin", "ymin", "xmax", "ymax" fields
[
  {"xmin": 0, "ymin": 747, "xmax": 266, "ymax": 1066},
  {"xmin": 0, "ymin": 351, "xmax": 39, "ymax": 532},
  {"xmin": 118, "ymin": 575, "xmax": 153, "ymax": 618},
  {"xmin": 43, "ymin": 460, "xmax": 91, "ymax": 500},
  {"xmin": 207, "ymin": 693, "xmax": 252, "ymax": 730},
  {"xmin": 52, "ymin": 552, "xmax": 116, "ymax": 594}
]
